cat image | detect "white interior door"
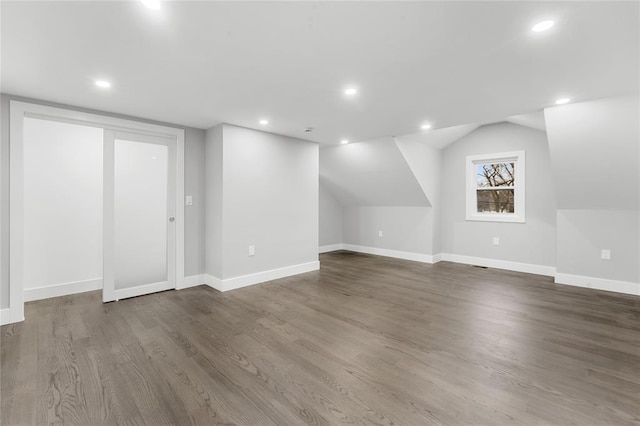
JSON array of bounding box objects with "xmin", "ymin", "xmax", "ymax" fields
[{"xmin": 103, "ymin": 130, "xmax": 176, "ymax": 302}]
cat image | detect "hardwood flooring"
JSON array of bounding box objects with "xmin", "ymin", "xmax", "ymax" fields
[{"xmin": 2, "ymin": 251, "xmax": 639, "ymax": 425}]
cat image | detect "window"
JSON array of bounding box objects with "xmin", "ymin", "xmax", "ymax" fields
[{"xmin": 466, "ymin": 151, "xmax": 525, "ymax": 223}]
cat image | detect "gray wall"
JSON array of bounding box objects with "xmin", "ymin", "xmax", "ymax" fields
[
  {"xmin": 440, "ymin": 122, "xmax": 557, "ymax": 267},
  {"xmin": 320, "ymin": 137, "xmax": 429, "ymax": 206},
  {"xmin": 545, "ymin": 94, "xmax": 639, "ymax": 282},
  {"xmin": 0, "ymin": 94, "xmax": 206, "ymax": 308},
  {"xmin": 204, "ymin": 124, "xmax": 223, "ymax": 278},
  {"xmin": 205, "ymin": 124, "xmax": 319, "ymax": 280},
  {"xmin": 557, "ymin": 209, "xmax": 638, "ymax": 282},
  {"xmin": 319, "ymin": 180, "xmax": 342, "ymax": 247},
  {"xmin": 544, "ymin": 94, "xmax": 639, "ymax": 210},
  {"xmin": 342, "ymin": 206, "xmax": 432, "ymax": 254},
  {"xmin": 394, "ymin": 136, "xmax": 442, "ymax": 254}
]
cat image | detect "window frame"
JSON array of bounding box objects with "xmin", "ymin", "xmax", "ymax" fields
[{"xmin": 465, "ymin": 150, "xmax": 525, "ymax": 223}]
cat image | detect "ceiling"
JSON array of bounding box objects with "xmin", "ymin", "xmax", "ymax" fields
[{"xmin": 2, "ymin": 1, "xmax": 638, "ymax": 145}]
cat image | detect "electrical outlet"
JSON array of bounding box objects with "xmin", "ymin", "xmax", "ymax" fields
[
  {"xmin": 249, "ymin": 245, "xmax": 255, "ymax": 256},
  {"xmin": 493, "ymin": 237, "xmax": 500, "ymax": 246},
  {"xmin": 601, "ymin": 249, "xmax": 611, "ymax": 260},
  {"xmin": 378, "ymin": 230, "xmax": 383, "ymax": 237}
]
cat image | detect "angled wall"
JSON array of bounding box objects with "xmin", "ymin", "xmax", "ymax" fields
[
  {"xmin": 320, "ymin": 137, "xmax": 430, "ymax": 207},
  {"xmin": 544, "ymin": 94, "xmax": 639, "ymax": 211},
  {"xmin": 320, "ymin": 136, "xmax": 433, "ymax": 258},
  {"xmin": 545, "ymin": 94, "xmax": 639, "ymax": 290},
  {"xmin": 393, "ymin": 136, "xmax": 443, "ymax": 254}
]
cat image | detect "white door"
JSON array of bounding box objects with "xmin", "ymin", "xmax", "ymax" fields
[{"xmin": 103, "ymin": 130, "xmax": 177, "ymax": 302}]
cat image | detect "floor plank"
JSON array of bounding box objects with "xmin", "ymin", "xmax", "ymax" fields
[{"xmin": 2, "ymin": 251, "xmax": 639, "ymax": 425}]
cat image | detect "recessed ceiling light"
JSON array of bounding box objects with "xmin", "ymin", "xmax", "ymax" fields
[
  {"xmin": 555, "ymin": 98, "xmax": 571, "ymax": 105},
  {"xmin": 344, "ymin": 87, "xmax": 357, "ymax": 96},
  {"xmin": 141, "ymin": 0, "xmax": 161, "ymax": 10},
  {"xmin": 340, "ymin": 139, "xmax": 349, "ymax": 145},
  {"xmin": 259, "ymin": 119, "xmax": 269, "ymax": 125},
  {"xmin": 421, "ymin": 123, "xmax": 432, "ymax": 130},
  {"xmin": 532, "ymin": 20, "xmax": 554, "ymax": 32},
  {"xmin": 95, "ymin": 80, "xmax": 111, "ymax": 89}
]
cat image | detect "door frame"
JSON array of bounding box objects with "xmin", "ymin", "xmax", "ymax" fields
[{"xmin": 6, "ymin": 100, "xmax": 185, "ymax": 325}]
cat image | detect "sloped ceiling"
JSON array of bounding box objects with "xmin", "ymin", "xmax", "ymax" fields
[
  {"xmin": 544, "ymin": 94, "xmax": 639, "ymax": 210},
  {"xmin": 320, "ymin": 137, "xmax": 430, "ymax": 207},
  {"xmin": 506, "ymin": 111, "xmax": 547, "ymax": 131},
  {"xmin": 394, "ymin": 123, "xmax": 480, "ymax": 149}
]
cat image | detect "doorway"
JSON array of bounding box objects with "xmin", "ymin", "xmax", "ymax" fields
[{"xmin": 6, "ymin": 101, "xmax": 185, "ymax": 325}]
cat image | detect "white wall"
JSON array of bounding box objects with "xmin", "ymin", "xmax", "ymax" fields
[
  {"xmin": 23, "ymin": 117, "xmax": 103, "ymax": 292},
  {"xmin": 440, "ymin": 122, "xmax": 557, "ymax": 268},
  {"xmin": 205, "ymin": 124, "xmax": 319, "ymax": 282},
  {"xmin": 319, "ymin": 180, "xmax": 342, "ymax": 247}
]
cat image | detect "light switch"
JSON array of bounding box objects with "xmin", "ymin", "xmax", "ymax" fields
[
  {"xmin": 493, "ymin": 237, "xmax": 500, "ymax": 246},
  {"xmin": 378, "ymin": 230, "xmax": 383, "ymax": 237},
  {"xmin": 186, "ymin": 195, "xmax": 193, "ymax": 206},
  {"xmin": 249, "ymin": 245, "xmax": 255, "ymax": 256}
]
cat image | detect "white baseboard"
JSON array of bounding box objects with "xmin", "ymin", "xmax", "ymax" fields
[
  {"xmin": 24, "ymin": 278, "xmax": 103, "ymax": 302},
  {"xmin": 319, "ymin": 244, "xmax": 343, "ymax": 253},
  {"xmin": 439, "ymin": 253, "xmax": 556, "ymax": 277},
  {"xmin": 342, "ymin": 244, "xmax": 435, "ymax": 263},
  {"xmin": 178, "ymin": 274, "xmax": 206, "ymax": 290},
  {"xmin": 204, "ymin": 261, "xmax": 320, "ymax": 292},
  {"xmin": 555, "ymin": 273, "xmax": 640, "ymax": 296},
  {"xmin": 204, "ymin": 274, "xmax": 223, "ymax": 290},
  {"xmin": 1, "ymin": 308, "xmax": 13, "ymax": 326}
]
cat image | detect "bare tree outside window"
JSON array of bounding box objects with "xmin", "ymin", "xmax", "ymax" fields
[{"xmin": 476, "ymin": 162, "xmax": 515, "ymax": 213}]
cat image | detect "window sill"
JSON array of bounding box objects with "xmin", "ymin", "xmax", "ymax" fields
[{"xmin": 466, "ymin": 214, "xmax": 525, "ymax": 223}]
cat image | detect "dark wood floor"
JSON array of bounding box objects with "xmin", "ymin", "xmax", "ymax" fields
[{"xmin": 2, "ymin": 251, "xmax": 639, "ymax": 425}]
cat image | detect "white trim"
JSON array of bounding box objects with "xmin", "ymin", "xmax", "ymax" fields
[
  {"xmin": 24, "ymin": 278, "xmax": 103, "ymax": 302},
  {"xmin": 342, "ymin": 244, "xmax": 436, "ymax": 264},
  {"xmin": 0, "ymin": 309, "xmax": 9, "ymax": 325},
  {"xmin": 319, "ymin": 244, "xmax": 343, "ymax": 253},
  {"xmin": 439, "ymin": 253, "xmax": 556, "ymax": 277},
  {"xmin": 204, "ymin": 274, "xmax": 224, "ymax": 291},
  {"xmin": 113, "ymin": 280, "xmax": 174, "ymax": 301},
  {"xmin": 555, "ymin": 273, "xmax": 640, "ymax": 296},
  {"xmin": 178, "ymin": 274, "xmax": 206, "ymax": 290},
  {"xmin": 204, "ymin": 261, "xmax": 320, "ymax": 292},
  {"xmin": 466, "ymin": 150, "xmax": 525, "ymax": 223},
  {"xmin": 0, "ymin": 307, "xmax": 24, "ymax": 326},
  {"xmin": 9, "ymin": 101, "xmax": 186, "ymax": 321}
]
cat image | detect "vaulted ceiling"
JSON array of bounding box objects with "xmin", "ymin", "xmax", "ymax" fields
[{"xmin": 2, "ymin": 1, "xmax": 638, "ymax": 144}]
